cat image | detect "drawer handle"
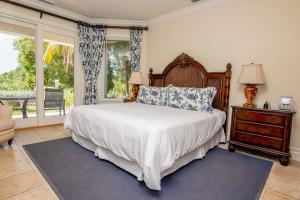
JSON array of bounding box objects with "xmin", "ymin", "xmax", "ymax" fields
[
  {"xmin": 255, "ymin": 126, "xmax": 260, "ymax": 132},
  {"xmin": 241, "ymin": 124, "xmax": 248, "ymax": 131},
  {"xmin": 270, "ymin": 116, "xmax": 277, "ymax": 123},
  {"xmin": 267, "ymin": 140, "xmax": 273, "ymax": 146},
  {"xmin": 243, "ymin": 114, "xmax": 249, "ymax": 121},
  {"xmin": 271, "ymin": 128, "xmax": 275, "ymax": 133}
]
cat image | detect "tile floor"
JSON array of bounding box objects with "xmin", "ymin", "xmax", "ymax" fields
[{"xmin": 0, "ymin": 125, "xmax": 299, "ymax": 200}]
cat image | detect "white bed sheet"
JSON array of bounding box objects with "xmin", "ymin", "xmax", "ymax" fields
[{"xmin": 65, "ymin": 102, "xmax": 226, "ymax": 190}]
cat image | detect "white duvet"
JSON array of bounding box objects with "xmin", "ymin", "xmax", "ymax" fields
[{"xmin": 64, "ymin": 102, "xmax": 226, "ymax": 190}]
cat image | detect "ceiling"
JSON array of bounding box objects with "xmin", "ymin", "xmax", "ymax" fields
[{"xmin": 51, "ymin": 0, "xmax": 194, "ymax": 20}]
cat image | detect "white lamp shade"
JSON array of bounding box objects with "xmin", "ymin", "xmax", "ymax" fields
[
  {"xmin": 129, "ymin": 72, "xmax": 143, "ymax": 84},
  {"xmin": 238, "ymin": 64, "xmax": 266, "ymax": 85}
]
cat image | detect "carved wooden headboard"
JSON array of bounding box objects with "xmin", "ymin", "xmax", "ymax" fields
[{"xmin": 148, "ymin": 53, "xmax": 232, "ymax": 116}]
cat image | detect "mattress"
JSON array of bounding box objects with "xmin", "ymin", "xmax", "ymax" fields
[{"xmin": 65, "ymin": 102, "xmax": 226, "ymax": 190}]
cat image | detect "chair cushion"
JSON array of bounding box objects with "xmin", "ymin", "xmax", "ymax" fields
[
  {"xmin": 0, "ymin": 120, "xmax": 15, "ymax": 132},
  {"xmin": 0, "ymin": 105, "xmax": 13, "ymax": 120}
]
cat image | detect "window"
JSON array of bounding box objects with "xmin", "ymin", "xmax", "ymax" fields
[
  {"xmin": 0, "ymin": 22, "xmax": 36, "ymax": 119},
  {"xmin": 105, "ymin": 40, "xmax": 131, "ymax": 99},
  {"xmin": 43, "ymin": 32, "xmax": 74, "ymax": 116}
]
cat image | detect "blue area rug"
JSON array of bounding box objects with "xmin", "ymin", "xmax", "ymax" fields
[{"xmin": 23, "ymin": 137, "xmax": 272, "ymax": 200}]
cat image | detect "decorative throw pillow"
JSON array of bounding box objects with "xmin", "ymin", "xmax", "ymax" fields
[
  {"xmin": 167, "ymin": 86, "xmax": 217, "ymax": 112},
  {"xmin": 136, "ymin": 86, "xmax": 168, "ymax": 106}
]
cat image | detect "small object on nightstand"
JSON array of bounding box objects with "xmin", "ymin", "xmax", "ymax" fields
[
  {"xmin": 129, "ymin": 72, "xmax": 143, "ymax": 101},
  {"xmin": 263, "ymin": 101, "xmax": 271, "ymax": 109},
  {"xmin": 229, "ymin": 106, "xmax": 295, "ymax": 166},
  {"xmin": 238, "ymin": 64, "xmax": 266, "ymax": 108},
  {"xmin": 279, "ymin": 96, "xmax": 293, "ymax": 110}
]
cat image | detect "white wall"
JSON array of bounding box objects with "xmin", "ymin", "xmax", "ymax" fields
[{"xmin": 146, "ymin": 0, "xmax": 300, "ymax": 154}]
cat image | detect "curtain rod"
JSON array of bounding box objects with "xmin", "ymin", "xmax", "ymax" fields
[{"xmin": 0, "ymin": 0, "xmax": 148, "ymax": 31}]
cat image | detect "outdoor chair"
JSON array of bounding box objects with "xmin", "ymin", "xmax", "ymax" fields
[{"xmin": 44, "ymin": 87, "xmax": 65, "ymax": 116}]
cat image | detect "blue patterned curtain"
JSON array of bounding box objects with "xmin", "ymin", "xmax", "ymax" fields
[
  {"xmin": 130, "ymin": 29, "xmax": 143, "ymax": 72},
  {"xmin": 78, "ymin": 25, "xmax": 106, "ymax": 105}
]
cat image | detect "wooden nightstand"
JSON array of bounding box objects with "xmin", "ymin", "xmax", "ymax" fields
[{"xmin": 229, "ymin": 106, "xmax": 295, "ymax": 166}]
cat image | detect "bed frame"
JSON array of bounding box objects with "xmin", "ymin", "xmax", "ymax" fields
[{"xmin": 148, "ymin": 53, "xmax": 232, "ymax": 130}]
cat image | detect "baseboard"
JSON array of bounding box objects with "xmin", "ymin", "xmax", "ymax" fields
[
  {"xmin": 16, "ymin": 123, "xmax": 63, "ymax": 130},
  {"xmin": 291, "ymin": 147, "xmax": 300, "ymax": 161}
]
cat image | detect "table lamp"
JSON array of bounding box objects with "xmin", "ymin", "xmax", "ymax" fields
[
  {"xmin": 238, "ymin": 63, "xmax": 266, "ymax": 108},
  {"xmin": 129, "ymin": 72, "xmax": 143, "ymax": 101}
]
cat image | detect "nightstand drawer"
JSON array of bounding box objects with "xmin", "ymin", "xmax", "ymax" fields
[
  {"xmin": 236, "ymin": 131, "xmax": 282, "ymax": 150},
  {"xmin": 236, "ymin": 110, "xmax": 285, "ymax": 126},
  {"xmin": 236, "ymin": 121, "xmax": 284, "ymax": 138}
]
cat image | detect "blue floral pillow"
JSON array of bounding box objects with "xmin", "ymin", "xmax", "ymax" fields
[
  {"xmin": 167, "ymin": 86, "xmax": 217, "ymax": 112},
  {"xmin": 136, "ymin": 86, "xmax": 168, "ymax": 106}
]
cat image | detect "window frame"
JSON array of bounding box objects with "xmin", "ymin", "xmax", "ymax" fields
[{"xmin": 99, "ymin": 34, "xmax": 130, "ymax": 102}]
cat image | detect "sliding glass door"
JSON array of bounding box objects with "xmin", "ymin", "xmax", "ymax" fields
[
  {"xmin": 0, "ymin": 19, "xmax": 76, "ymax": 127},
  {"xmin": 0, "ymin": 21, "xmax": 38, "ymax": 127}
]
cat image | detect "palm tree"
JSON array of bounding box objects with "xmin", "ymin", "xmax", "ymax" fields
[
  {"xmin": 43, "ymin": 42, "xmax": 74, "ymax": 89},
  {"xmin": 44, "ymin": 43, "xmax": 74, "ymax": 72}
]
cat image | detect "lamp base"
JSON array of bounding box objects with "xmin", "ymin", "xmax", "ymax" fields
[
  {"xmin": 243, "ymin": 84, "xmax": 257, "ymax": 108},
  {"xmin": 243, "ymin": 102, "xmax": 257, "ymax": 108},
  {"xmin": 131, "ymin": 84, "xmax": 140, "ymax": 101}
]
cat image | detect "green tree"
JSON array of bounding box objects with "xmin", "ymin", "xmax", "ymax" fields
[
  {"xmin": 107, "ymin": 41, "xmax": 131, "ymax": 98},
  {"xmin": 0, "ymin": 66, "xmax": 26, "ymax": 91},
  {"xmin": 13, "ymin": 38, "xmax": 35, "ymax": 90},
  {"xmin": 43, "ymin": 42, "xmax": 74, "ymax": 89},
  {"xmin": 0, "ymin": 38, "xmax": 74, "ymax": 91},
  {"xmin": 0, "ymin": 38, "xmax": 35, "ymax": 91}
]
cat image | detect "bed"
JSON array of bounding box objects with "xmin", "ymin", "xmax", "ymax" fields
[{"xmin": 65, "ymin": 53, "xmax": 232, "ymax": 190}]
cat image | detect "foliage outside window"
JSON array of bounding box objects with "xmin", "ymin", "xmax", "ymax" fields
[
  {"xmin": 106, "ymin": 40, "xmax": 131, "ymax": 99},
  {"xmin": 0, "ymin": 38, "xmax": 35, "ymax": 92},
  {"xmin": 0, "ymin": 35, "xmax": 37, "ymax": 117},
  {"xmin": 0, "ymin": 30, "xmax": 74, "ymax": 117}
]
